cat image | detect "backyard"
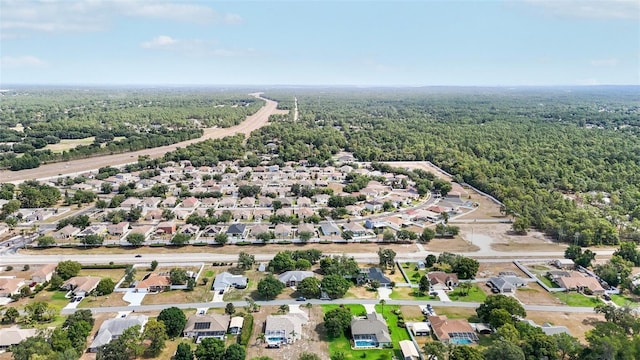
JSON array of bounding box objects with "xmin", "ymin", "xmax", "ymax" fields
[{"xmin": 554, "ymin": 292, "xmax": 602, "ymax": 307}]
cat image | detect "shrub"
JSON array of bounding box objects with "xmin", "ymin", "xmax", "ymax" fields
[{"xmin": 238, "ymin": 314, "xmax": 253, "ymax": 345}]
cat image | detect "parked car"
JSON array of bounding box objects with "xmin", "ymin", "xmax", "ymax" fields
[
  {"xmin": 296, "ymin": 296, "xmax": 306, "ymax": 301},
  {"xmin": 603, "ymin": 294, "xmax": 611, "ymax": 301}
]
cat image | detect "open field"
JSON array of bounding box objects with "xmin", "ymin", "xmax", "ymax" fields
[
  {"xmin": 44, "ymin": 136, "xmax": 128, "ymax": 153},
  {"xmin": 477, "ymin": 261, "xmax": 527, "ymax": 278},
  {"xmin": 515, "ymin": 283, "xmax": 563, "ymax": 306},
  {"xmin": 426, "ymin": 236, "xmax": 480, "ymax": 252},
  {"xmin": 141, "ymin": 285, "xmax": 212, "ymax": 305},
  {"xmin": 526, "ymin": 311, "xmax": 604, "ymax": 343},
  {"xmin": 554, "ymin": 292, "xmax": 603, "ymax": 307}
]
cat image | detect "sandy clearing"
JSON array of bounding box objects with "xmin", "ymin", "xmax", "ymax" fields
[{"xmin": 1, "ymin": 94, "xmax": 280, "ymax": 183}]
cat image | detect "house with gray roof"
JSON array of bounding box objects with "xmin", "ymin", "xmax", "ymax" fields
[
  {"xmin": 212, "ymin": 272, "xmax": 248, "ymax": 292},
  {"xmin": 358, "ymin": 268, "xmax": 392, "ymax": 288},
  {"xmin": 319, "ymin": 222, "xmax": 341, "ymax": 236},
  {"xmin": 226, "ymin": 223, "xmax": 247, "ymax": 239},
  {"xmin": 488, "ymin": 275, "xmax": 528, "ymax": 293},
  {"xmin": 183, "ymin": 314, "xmax": 230, "ymax": 342},
  {"xmin": 89, "ymin": 315, "xmax": 148, "ymax": 352},
  {"xmin": 350, "ymin": 313, "xmax": 391, "ymax": 348},
  {"xmin": 278, "ymin": 271, "xmax": 314, "ymax": 287},
  {"xmin": 0, "ymin": 326, "xmax": 37, "ymax": 351}
]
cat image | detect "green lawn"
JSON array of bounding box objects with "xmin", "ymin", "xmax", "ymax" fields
[
  {"xmin": 447, "ymin": 285, "xmax": 487, "ymax": 302},
  {"xmin": 389, "ymin": 287, "xmax": 436, "ymax": 300},
  {"xmin": 554, "ymin": 292, "xmax": 602, "ymax": 307},
  {"xmin": 537, "ymin": 275, "xmax": 559, "ymax": 288},
  {"xmin": 610, "ymin": 294, "xmax": 639, "ymax": 307},
  {"xmin": 204, "ymin": 270, "xmax": 215, "ymax": 277}
]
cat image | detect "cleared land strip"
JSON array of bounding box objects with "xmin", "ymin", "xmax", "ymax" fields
[{"xmin": 1, "ymin": 93, "xmax": 279, "ymax": 183}]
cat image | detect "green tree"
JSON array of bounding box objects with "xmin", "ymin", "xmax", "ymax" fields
[
  {"xmin": 49, "ymin": 274, "xmax": 64, "ymax": 290},
  {"xmin": 450, "ymin": 345, "xmax": 483, "ymax": 360},
  {"xmin": 126, "ymin": 232, "xmax": 145, "ymax": 246},
  {"xmin": 2, "ymin": 307, "xmax": 20, "ymax": 323},
  {"xmin": 214, "ymin": 233, "xmax": 228, "ymax": 245},
  {"xmin": 295, "ymin": 258, "xmax": 312, "ymax": 270},
  {"xmin": 171, "ymin": 233, "xmax": 191, "ymax": 246},
  {"xmin": 484, "ymin": 340, "xmax": 525, "ymax": 360},
  {"xmin": 377, "ymin": 247, "xmax": 396, "ymax": 269},
  {"xmin": 323, "ymin": 306, "xmax": 352, "ymax": 338},
  {"xmin": 194, "ymin": 337, "xmax": 225, "ymax": 360},
  {"xmin": 477, "ymin": 294, "xmax": 526, "ymax": 323},
  {"xmin": 25, "ymin": 301, "xmax": 56, "ymax": 322},
  {"xmin": 425, "ymin": 254, "xmax": 437, "ymax": 267},
  {"xmin": 56, "ymin": 260, "xmax": 81, "ymax": 280},
  {"xmin": 553, "ymin": 332, "xmax": 582, "ymax": 360},
  {"xmin": 96, "ymin": 278, "xmax": 115, "ymax": 295},
  {"xmin": 268, "ymin": 251, "xmax": 296, "ymax": 273},
  {"xmin": 150, "ymin": 260, "xmax": 159, "ymax": 271},
  {"xmin": 144, "ymin": 319, "xmax": 168, "ymax": 357},
  {"xmin": 224, "ymin": 343, "xmax": 246, "ymax": 360},
  {"xmin": 321, "ymin": 274, "xmax": 352, "ymax": 299},
  {"xmin": 174, "ymin": 342, "xmax": 194, "ymax": 360},
  {"xmin": 170, "ymin": 268, "xmax": 188, "ymax": 285},
  {"xmin": 158, "ymin": 307, "xmax": 187, "ymax": 338},
  {"xmin": 297, "ymin": 277, "xmax": 322, "ymax": 298},
  {"xmin": 298, "ymin": 353, "xmax": 321, "ymax": 360},
  {"xmin": 423, "ymin": 341, "xmax": 447, "ymax": 360},
  {"xmin": 225, "ymin": 302, "xmax": 236, "ymax": 315},
  {"xmin": 452, "ymin": 257, "xmax": 479, "ymax": 279},
  {"xmin": 36, "ymin": 235, "xmax": 56, "ymax": 247},
  {"xmin": 238, "ymin": 252, "xmax": 255, "ymax": 270},
  {"xmin": 298, "ymin": 231, "xmax": 314, "ymax": 242},
  {"xmin": 420, "ymin": 227, "xmax": 436, "ymax": 242},
  {"xmin": 418, "ymin": 275, "xmax": 430, "ymax": 295},
  {"xmin": 257, "ymin": 274, "xmax": 285, "ymax": 300},
  {"xmin": 10, "ymin": 335, "xmax": 54, "ymax": 360}
]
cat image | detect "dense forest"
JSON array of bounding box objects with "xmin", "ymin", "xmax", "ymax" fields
[
  {"xmin": 251, "ymin": 87, "xmax": 640, "ymax": 245},
  {"xmin": 0, "ymin": 87, "xmax": 263, "ymax": 170}
]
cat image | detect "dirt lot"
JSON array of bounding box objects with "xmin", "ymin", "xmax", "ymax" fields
[
  {"xmin": 456, "ymin": 223, "xmax": 568, "ymax": 253},
  {"xmin": 426, "ymin": 236, "xmax": 480, "ymax": 252},
  {"xmin": 246, "ymin": 306, "xmax": 328, "ymax": 360},
  {"xmin": 515, "ymin": 283, "xmax": 564, "ymax": 306},
  {"xmin": 526, "ymin": 311, "xmax": 603, "ymax": 343},
  {"xmin": 477, "ymin": 262, "xmax": 527, "ymax": 278}
]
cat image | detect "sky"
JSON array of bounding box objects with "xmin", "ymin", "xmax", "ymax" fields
[{"xmin": 0, "ymin": 0, "xmax": 639, "ymax": 86}]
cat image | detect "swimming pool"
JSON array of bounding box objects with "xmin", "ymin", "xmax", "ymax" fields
[
  {"xmin": 267, "ymin": 337, "xmax": 284, "ymax": 343},
  {"xmin": 354, "ymin": 339, "xmax": 378, "ymax": 347},
  {"xmin": 450, "ymin": 338, "xmax": 473, "ymax": 345}
]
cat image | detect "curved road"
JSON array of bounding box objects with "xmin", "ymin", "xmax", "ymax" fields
[{"xmin": 1, "ymin": 93, "xmax": 279, "ymax": 183}]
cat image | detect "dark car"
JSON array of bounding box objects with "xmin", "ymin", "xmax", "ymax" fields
[
  {"xmin": 296, "ymin": 296, "xmax": 306, "ymax": 301},
  {"xmin": 135, "ymin": 254, "xmax": 142, "ymax": 258}
]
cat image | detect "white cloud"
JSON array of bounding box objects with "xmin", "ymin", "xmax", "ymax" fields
[
  {"xmin": 140, "ymin": 35, "xmax": 254, "ymax": 57},
  {"xmin": 0, "ymin": 0, "xmax": 243, "ymax": 35},
  {"xmin": 590, "ymin": 58, "xmax": 619, "ymax": 67},
  {"xmin": 526, "ymin": 0, "xmax": 640, "ymax": 20},
  {"xmin": 0, "ymin": 55, "xmax": 48, "ymax": 68}
]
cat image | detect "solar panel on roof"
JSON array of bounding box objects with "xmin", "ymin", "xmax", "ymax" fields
[{"xmin": 194, "ymin": 322, "xmax": 211, "ymax": 330}]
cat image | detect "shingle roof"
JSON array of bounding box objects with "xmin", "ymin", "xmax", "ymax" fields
[
  {"xmin": 90, "ymin": 316, "xmax": 148, "ymax": 349},
  {"xmin": 350, "ymin": 313, "xmax": 391, "ymax": 343}
]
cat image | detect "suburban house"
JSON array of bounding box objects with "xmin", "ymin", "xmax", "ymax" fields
[
  {"xmin": 61, "ymin": 276, "xmax": 100, "ymax": 297},
  {"xmin": 358, "ymin": 268, "xmax": 392, "ymax": 288},
  {"xmin": 31, "ymin": 264, "xmax": 57, "ymax": 283},
  {"xmin": 53, "ymin": 224, "xmax": 80, "ymax": 240},
  {"xmin": 428, "ymin": 315, "xmax": 478, "ymax": 344},
  {"xmin": 319, "ymin": 222, "xmax": 341, "ymax": 236},
  {"xmin": 411, "ymin": 322, "xmax": 431, "ymax": 336},
  {"xmin": 0, "ymin": 326, "xmax": 37, "ymax": 351},
  {"xmin": 89, "ymin": 315, "xmax": 148, "ymax": 352},
  {"xmin": 522, "ymin": 319, "xmax": 572, "ymax": 336},
  {"xmin": 128, "ymin": 225, "xmax": 154, "ymax": 239},
  {"xmin": 180, "ymin": 197, "xmax": 200, "ymax": 208},
  {"xmin": 226, "ymin": 223, "xmax": 247, "ymax": 239},
  {"xmin": 554, "ymin": 259, "xmax": 575, "ymax": 269},
  {"xmin": 551, "ymin": 271, "xmax": 605, "ymax": 294},
  {"xmin": 350, "ymin": 313, "xmax": 392, "ymax": 349},
  {"xmin": 264, "ymin": 313, "xmax": 307, "ymax": 346},
  {"xmin": 183, "ymin": 314, "xmax": 231, "ymax": 342},
  {"xmin": 0, "ymin": 277, "xmax": 26, "ymax": 298},
  {"xmin": 77, "ymin": 225, "xmax": 107, "ymax": 238},
  {"xmin": 274, "ymin": 224, "xmax": 292, "ymax": 238},
  {"xmin": 156, "ymin": 221, "xmax": 177, "ymax": 235},
  {"xmin": 229, "ymin": 316, "xmax": 244, "ymax": 335},
  {"xmin": 201, "ymin": 225, "xmax": 223, "ymax": 238},
  {"xmin": 278, "ymin": 271, "xmax": 314, "ymax": 287},
  {"xmin": 212, "ymin": 272, "xmax": 248, "ymax": 293},
  {"xmin": 107, "ymin": 222, "xmax": 129, "ymax": 236},
  {"xmin": 487, "ymin": 275, "xmax": 528, "ymax": 293},
  {"xmin": 135, "ymin": 274, "xmax": 171, "ymax": 293},
  {"xmin": 342, "ymin": 222, "xmax": 370, "ymax": 237},
  {"xmin": 428, "ymin": 271, "xmax": 459, "ymax": 290},
  {"xmin": 399, "ymin": 340, "xmax": 420, "ymax": 360}
]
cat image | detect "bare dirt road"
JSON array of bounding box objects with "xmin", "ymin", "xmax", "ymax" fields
[{"xmin": 1, "ymin": 93, "xmax": 281, "ymax": 183}]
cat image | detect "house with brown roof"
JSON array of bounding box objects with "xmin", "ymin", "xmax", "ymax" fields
[
  {"xmin": 239, "ymin": 197, "xmax": 256, "ymax": 207},
  {"xmin": 0, "ymin": 277, "xmax": 26, "ymax": 298},
  {"xmin": 62, "ymin": 276, "xmax": 100, "ymax": 297},
  {"xmin": 54, "ymin": 225, "xmax": 80, "ymax": 240},
  {"xmin": 428, "ymin": 315, "xmax": 478, "ymax": 344},
  {"xmin": 129, "ymin": 225, "xmax": 154, "ymax": 239},
  {"xmin": 295, "ymin": 207, "xmax": 315, "ymax": 219},
  {"xmin": 136, "ymin": 274, "xmax": 171, "ymax": 293},
  {"xmin": 183, "ymin": 314, "xmax": 231, "ymax": 342},
  {"xmin": 156, "ymin": 221, "xmax": 176, "ymax": 235},
  {"xmin": 428, "ymin": 271, "xmax": 459, "ymax": 290},
  {"xmin": 250, "ymin": 224, "xmax": 270, "ymax": 237},
  {"xmin": 552, "ymin": 271, "xmax": 605, "ymax": 294},
  {"xmin": 180, "ymin": 196, "xmax": 200, "ymax": 208},
  {"xmin": 274, "ymin": 224, "xmax": 292, "ymax": 238},
  {"xmin": 107, "ymin": 222, "xmax": 129, "ymax": 236},
  {"xmin": 31, "ymin": 264, "xmax": 57, "ymax": 283},
  {"xmin": 144, "ymin": 209, "xmax": 163, "ymax": 220},
  {"xmin": 0, "ymin": 326, "xmax": 38, "ymax": 351}
]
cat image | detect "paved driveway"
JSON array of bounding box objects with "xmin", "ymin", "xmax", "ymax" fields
[
  {"xmin": 436, "ymin": 290, "xmax": 451, "ymax": 302},
  {"xmin": 123, "ymin": 291, "xmax": 146, "ymax": 306}
]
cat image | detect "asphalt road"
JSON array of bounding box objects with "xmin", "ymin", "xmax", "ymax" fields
[
  {"xmin": 61, "ymin": 297, "xmax": 594, "ymax": 315},
  {"xmin": 1, "ymin": 93, "xmax": 279, "ymax": 184}
]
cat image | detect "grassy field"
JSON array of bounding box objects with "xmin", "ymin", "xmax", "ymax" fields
[
  {"xmin": 610, "ymin": 294, "xmax": 639, "ymax": 307},
  {"xmin": 447, "ymin": 285, "xmax": 487, "ymax": 302},
  {"xmin": 554, "ymin": 292, "xmax": 602, "ymax": 307},
  {"xmin": 537, "ymin": 275, "xmax": 560, "ymax": 288},
  {"xmin": 389, "ymin": 287, "xmax": 436, "ymax": 300}
]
